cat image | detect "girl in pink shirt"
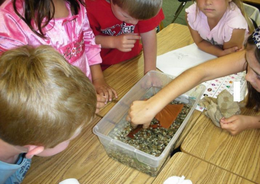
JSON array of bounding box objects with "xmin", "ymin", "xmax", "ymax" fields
[
  {"xmin": 0, "ymin": 0, "xmax": 117, "ymax": 107},
  {"xmin": 186, "ymin": 0, "xmax": 254, "ymax": 57}
]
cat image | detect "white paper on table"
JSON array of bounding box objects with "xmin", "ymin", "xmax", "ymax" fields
[{"xmin": 156, "ymin": 43, "xmax": 216, "ymax": 77}]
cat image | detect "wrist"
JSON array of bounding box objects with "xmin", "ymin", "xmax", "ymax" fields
[
  {"xmin": 109, "ymin": 36, "xmax": 116, "ymax": 48},
  {"xmin": 250, "ymin": 116, "xmax": 260, "ymax": 129}
]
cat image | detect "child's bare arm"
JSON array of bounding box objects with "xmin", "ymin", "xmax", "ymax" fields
[
  {"xmin": 188, "ymin": 24, "xmax": 239, "ymax": 57},
  {"xmin": 186, "ymin": 13, "xmax": 240, "ymax": 57},
  {"xmin": 223, "ymin": 29, "xmax": 246, "ymax": 50},
  {"xmin": 140, "ymin": 29, "xmax": 157, "ymax": 74},
  {"xmin": 128, "ymin": 50, "xmax": 246, "ymax": 127},
  {"xmin": 95, "ymin": 34, "xmax": 140, "ymax": 52}
]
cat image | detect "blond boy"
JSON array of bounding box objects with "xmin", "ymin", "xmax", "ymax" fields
[{"xmin": 0, "ymin": 45, "xmax": 96, "ymax": 183}]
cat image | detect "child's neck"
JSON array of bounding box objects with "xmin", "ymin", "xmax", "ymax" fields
[
  {"xmin": 207, "ymin": 17, "xmax": 221, "ymax": 30},
  {"xmin": 52, "ymin": 0, "xmax": 69, "ymax": 19},
  {"xmin": 0, "ymin": 139, "xmax": 23, "ymax": 164}
]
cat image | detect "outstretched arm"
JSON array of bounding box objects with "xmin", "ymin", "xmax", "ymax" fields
[{"xmin": 128, "ymin": 50, "xmax": 246, "ymax": 128}]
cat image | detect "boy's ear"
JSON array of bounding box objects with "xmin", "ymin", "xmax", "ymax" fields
[{"xmin": 24, "ymin": 145, "xmax": 45, "ymax": 159}]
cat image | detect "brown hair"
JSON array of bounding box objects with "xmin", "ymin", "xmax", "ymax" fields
[
  {"xmin": 111, "ymin": 0, "xmax": 162, "ymax": 20},
  {"xmin": 246, "ymin": 34, "xmax": 260, "ymax": 111},
  {"xmin": 13, "ymin": 0, "xmax": 85, "ymax": 38},
  {"xmin": 231, "ymin": 0, "xmax": 254, "ymax": 33},
  {"xmin": 0, "ymin": 45, "xmax": 96, "ymax": 148}
]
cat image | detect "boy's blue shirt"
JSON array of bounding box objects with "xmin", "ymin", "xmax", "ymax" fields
[{"xmin": 0, "ymin": 154, "xmax": 31, "ymax": 184}]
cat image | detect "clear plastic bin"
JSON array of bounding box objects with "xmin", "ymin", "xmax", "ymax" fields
[{"xmin": 93, "ymin": 71, "xmax": 205, "ymax": 176}]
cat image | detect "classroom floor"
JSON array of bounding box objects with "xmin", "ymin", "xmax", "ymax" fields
[{"xmin": 161, "ymin": 0, "xmax": 193, "ymax": 27}]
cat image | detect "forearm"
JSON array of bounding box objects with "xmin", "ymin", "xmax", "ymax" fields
[
  {"xmin": 196, "ymin": 40, "xmax": 225, "ymax": 57},
  {"xmin": 90, "ymin": 64, "xmax": 105, "ymax": 81},
  {"xmin": 188, "ymin": 24, "xmax": 230, "ymax": 57},
  {"xmin": 146, "ymin": 51, "xmax": 246, "ymax": 115},
  {"xmin": 247, "ymin": 115, "xmax": 260, "ymax": 129},
  {"xmin": 141, "ymin": 29, "xmax": 157, "ymax": 74},
  {"xmin": 95, "ymin": 35, "xmax": 115, "ymax": 48},
  {"xmin": 146, "ymin": 66, "xmax": 206, "ymax": 115},
  {"xmin": 223, "ymin": 29, "xmax": 246, "ymax": 50},
  {"xmin": 143, "ymin": 48, "xmax": 156, "ymax": 74}
]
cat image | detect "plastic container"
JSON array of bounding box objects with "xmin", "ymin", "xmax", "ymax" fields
[{"xmin": 93, "ymin": 71, "xmax": 205, "ymax": 176}]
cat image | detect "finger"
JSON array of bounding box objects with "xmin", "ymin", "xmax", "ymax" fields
[
  {"xmin": 143, "ymin": 122, "xmax": 150, "ymax": 129},
  {"xmin": 108, "ymin": 88, "xmax": 118, "ymax": 101},
  {"xmin": 126, "ymin": 115, "xmax": 131, "ymax": 122},
  {"xmin": 126, "ymin": 115, "xmax": 137, "ymax": 129},
  {"xmin": 95, "ymin": 108, "xmax": 100, "ymax": 114},
  {"xmin": 121, "ymin": 48, "xmax": 132, "ymax": 52},
  {"xmin": 97, "ymin": 94, "xmax": 107, "ymax": 104},
  {"xmin": 221, "ymin": 116, "xmax": 236, "ymax": 124},
  {"xmin": 127, "ymin": 35, "xmax": 141, "ymax": 40},
  {"xmin": 96, "ymin": 102, "xmax": 105, "ymax": 111},
  {"xmin": 131, "ymin": 123, "xmax": 137, "ymax": 129},
  {"xmin": 111, "ymin": 88, "xmax": 118, "ymax": 99},
  {"xmin": 97, "ymin": 89, "xmax": 109, "ymax": 103},
  {"xmin": 106, "ymin": 88, "xmax": 114, "ymax": 102},
  {"xmin": 123, "ymin": 43, "xmax": 135, "ymax": 48}
]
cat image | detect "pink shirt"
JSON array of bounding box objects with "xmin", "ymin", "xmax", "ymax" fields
[
  {"xmin": 186, "ymin": 2, "xmax": 249, "ymax": 46},
  {"xmin": 0, "ymin": 0, "xmax": 101, "ymax": 80}
]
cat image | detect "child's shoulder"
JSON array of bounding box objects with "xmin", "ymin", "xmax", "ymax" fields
[
  {"xmin": 224, "ymin": 2, "xmax": 247, "ymax": 24},
  {"xmin": 86, "ymin": 0, "xmax": 110, "ymax": 11},
  {"xmin": 86, "ymin": 0, "xmax": 108, "ymax": 6},
  {"xmin": 185, "ymin": 2, "xmax": 196, "ymax": 14},
  {"xmin": 0, "ymin": 0, "xmax": 23, "ymax": 19}
]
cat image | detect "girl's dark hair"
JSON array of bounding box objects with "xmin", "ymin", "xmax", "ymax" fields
[
  {"xmin": 246, "ymin": 34, "xmax": 260, "ymax": 111},
  {"xmin": 13, "ymin": 0, "xmax": 85, "ymax": 38}
]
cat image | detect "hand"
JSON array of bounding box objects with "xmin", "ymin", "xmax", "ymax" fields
[
  {"xmin": 221, "ymin": 46, "xmax": 244, "ymax": 56},
  {"xmin": 96, "ymin": 94, "xmax": 106, "ymax": 113},
  {"xmin": 93, "ymin": 78, "xmax": 118, "ymax": 103},
  {"xmin": 127, "ymin": 100, "xmax": 155, "ymax": 129},
  {"xmin": 113, "ymin": 34, "xmax": 141, "ymax": 52},
  {"xmin": 141, "ymin": 73, "xmax": 163, "ymax": 89},
  {"xmin": 220, "ymin": 115, "xmax": 250, "ymax": 135}
]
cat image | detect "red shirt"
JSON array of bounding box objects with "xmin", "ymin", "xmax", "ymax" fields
[{"xmin": 86, "ymin": 0, "xmax": 164, "ymax": 70}]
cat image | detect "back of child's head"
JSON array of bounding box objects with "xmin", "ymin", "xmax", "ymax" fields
[
  {"xmin": 245, "ymin": 28, "xmax": 260, "ymax": 110},
  {"xmin": 111, "ymin": 0, "xmax": 162, "ymax": 20},
  {"xmin": 0, "ymin": 45, "xmax": 97, "ymax": 148}
]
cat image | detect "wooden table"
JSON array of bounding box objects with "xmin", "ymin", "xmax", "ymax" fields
[
  {"xmin": 22, "ymin": 23, "xmax": 260, "ymax": 184},
  {"xmin": 153, "ymin": 152, "xmax": 255, "ymax": 184},
  {"xmin": 181, "ymin": 107, "xmax": 260, "ymax": 183},
  {"xmin": 23, "ymin": 23, "xmax": 198, "ymax": 184}
]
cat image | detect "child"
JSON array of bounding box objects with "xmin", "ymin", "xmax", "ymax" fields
[
  {"xmin": 185, "ymin": 0, "xmax": 254, "ymax": 57},
  {"xmin": 128, "ymin": 26, "xmax": 260, "ymax": 136},
  {"xmin": 0, "ymin": 45, "xmax": 97, "ymax": 184},
  {"xmin": 85, "ymin": 0, "xmax": 164, "ymax": 73},
  {"xmin": 0, "ymin": 0, "xmax": 117, "ymax": 104}
]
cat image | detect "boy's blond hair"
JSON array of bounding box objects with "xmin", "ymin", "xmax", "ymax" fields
[
  {"xmin": 111, "ymin": 0, "xmax": 162, "ymax": 20},
  {"xmin": 0, "ymin": 45, "xmax": 97, "ymax": 148}
]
